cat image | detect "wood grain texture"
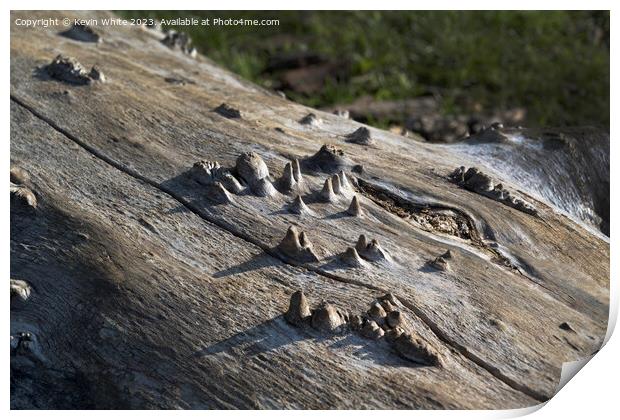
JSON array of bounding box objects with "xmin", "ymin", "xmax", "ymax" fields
[{"xmin": 10, "ymin": 11, "xmax": 609, "ymax": 409}]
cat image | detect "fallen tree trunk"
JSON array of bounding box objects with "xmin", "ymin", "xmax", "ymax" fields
[{"xmin": 10, "ymin": 11, "xmax": 609, "ymax": 409}]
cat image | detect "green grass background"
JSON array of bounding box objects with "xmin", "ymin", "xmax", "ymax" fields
[{"xmin": 121, "ymin": 10, "xmax": 609, "ymax": 129}]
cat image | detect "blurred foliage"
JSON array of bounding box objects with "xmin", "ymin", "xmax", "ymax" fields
[{"xmin": 121, "ymin": 10, "xmax": 609, "ymax": 128}]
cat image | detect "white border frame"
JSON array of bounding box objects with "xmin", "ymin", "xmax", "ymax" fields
[{"xmin": 3, "ymin": 2, "xmax": 616, "ymax": 418}]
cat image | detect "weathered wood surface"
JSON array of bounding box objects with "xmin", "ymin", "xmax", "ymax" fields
[{"xmin": 10, "ymin": 11, "xmax": 609, "ymax": 409}]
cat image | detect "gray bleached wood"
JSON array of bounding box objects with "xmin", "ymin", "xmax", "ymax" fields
[{"xmin": 10, "ymin": 10, "xmax": 609, "ymax": 409}]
